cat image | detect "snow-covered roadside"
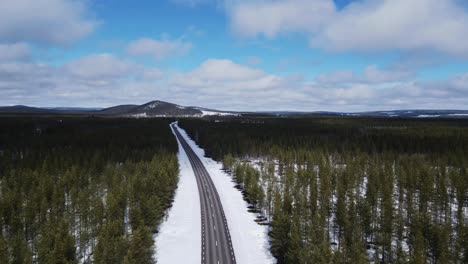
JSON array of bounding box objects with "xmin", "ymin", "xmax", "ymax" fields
[
  {"xmin": 174, "ymin": 123, "xmax": 275, "ymax": 264},
  {"xmin": 153, "ymin": 124, "xmax": 201, "ymax": 264}
]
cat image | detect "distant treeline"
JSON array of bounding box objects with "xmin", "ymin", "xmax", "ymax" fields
[
  {"xmin": 181, "ymin": 118, "xmax": 468, "ymax": 162},
  {"xmin": 0, "ymin": 117, "xmax": 179, "ymax": 264},
  {"xmin": 180, "ymin": 117, "xmax": 468, "ymax": 264}
]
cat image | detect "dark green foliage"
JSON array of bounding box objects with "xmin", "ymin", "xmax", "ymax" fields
[
  {"xmin": 180, "ymin": 117, "xmax": 468, "ymax": 264},
  {"xmin": 270, "ymin": 191, "xmax": 291, "ymax": 263},
  {"xmin": 94, "ymin": 220, "xmax": 127, "ymax": 264},
  {"xmin": 0, "ymin": 117, "xmax": 179, "ymax": 263},
  {"xmin": 124, "ymin": 227, "xmax": 154, "ymax": 264},
  {"xmin": 38, "ymin": 221, "xmax": 76, "ymax": 264}
]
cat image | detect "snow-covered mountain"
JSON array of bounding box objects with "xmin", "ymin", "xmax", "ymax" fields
[{"xmin": 97, "ymin": 100, "xmax": 240, "ymax": 117}]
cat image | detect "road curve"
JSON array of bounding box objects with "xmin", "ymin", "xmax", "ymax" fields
[{"xmin": 171, "ymin": 123, "xmax": 236, "ymax": 264}]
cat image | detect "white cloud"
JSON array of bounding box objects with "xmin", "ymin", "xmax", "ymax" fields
[
  {"xmin": 64, "ymin": 54, "xmax": 137, "ymax": 81},
  {"xmin": 0, "ymin": 0, "xmax": 96, "ymax": 45},
  {"xmin": 332, "ymin": 85, "xmax": 375, "ymax": 100},
  {"xmin": 313, "ymin": 0, "xmax": 468, "ymax": 55},
  {"xmin": 228, "ymin": 0, "xmax": 468, "ymax": 56},
  {"xmin": 141, "ymin": 69, "xmax": 164, "ymax": 80},
  {"xmin": 0, "ymin": 54, "xmax": 166, "ymax": 107},
  {"xmin": 168, "ymin": 59, "xmax": 301, "ymax": 110},
  {"xmin": 230, "ymin": 0, "xmax": 334, "ymax": 38},
  {"xmin": 0, "ymin": 43, "xmax": 31, "ymax": 61},
  {"xmin": 317, "ymin": 70, "xmax": 355, "ymax": 84},
  {"xmin": 173, "ymin": 59, "xmax": 265, "ymax": 83},
  {"xmin": 126, "ymin": 38, "xmax": 192, "ymax": 60},
  {"xmin": 1, "ymin": 56, "xmax": 467, "ymax": 111},
  {"xmin": 317, "ymin": 65, "xmax": 415, "ymax": 84},
  {"xmin": 363, "ymin": 66, "xmax": 414, "ymax": 83}
]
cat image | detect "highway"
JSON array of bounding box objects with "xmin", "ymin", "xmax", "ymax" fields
[{"xmin": 171, "ymin": 123, "xmax": 237, "ymax": 264}]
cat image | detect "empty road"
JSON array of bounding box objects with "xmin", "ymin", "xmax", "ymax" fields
[{"xmin": 172, "ymin": 123, "xmax": 236, "ymax": 264}]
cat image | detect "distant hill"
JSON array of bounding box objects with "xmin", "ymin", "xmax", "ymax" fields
[
  {"xmin": 353, "ymin": 110, "xmax": 468, "ymax": 118},
  {"xmin": 96, "ymin": 100, "xmax": 241, "ymax": 117},
  {"xmin": 1, "ymin": 102, "xmax": 467, "ymax": 118},
  {"xmin": 0, "ymin": 105, "xmax": 57, "ymax": 114},
  {"xmin": 265, "ymin": 110, "xmax": 468, "ymax": 118},
  {"xmin": 97, "ymin": 104, "xmax": 140, "ymax": 116},
  {"xmin": 0, "ymin": 100, "xmax": 241, "ymax": 117}
]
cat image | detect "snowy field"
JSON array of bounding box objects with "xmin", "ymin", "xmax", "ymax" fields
[{"xmin": 154, "ymin": 123, "xmax": 275, "ymax": 264}]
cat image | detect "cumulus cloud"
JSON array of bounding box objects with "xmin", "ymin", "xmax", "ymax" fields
[
  {"xmin": 173, "ymin": 59, "xmax": 265, "ymax": 83},
  {"xmin": 317, "ymin": 65, "xmax": 415, "ymax": 85},
  {"xmin": 166, "ymin": 59, "xmax": 467, "ymax": 111},
  {"xmin": 1, "ymin": 55, "xmax": 467, "ymax": 111},
  {"xmin": 313, "ymin": 0, "xmax": 468, "ymax": 55},
  {"xmin": 168, "ymin": 59, "xmax": 300, "ymax": 110},
  {"xmin": 0, "ymin": 43, "xmax": 31, "ymax": 61},
  {"xmin": 230, "ymin": 0, "xmax": 334, "ymax": 38},
  {"xmin": 64, "ymin": 54, "xmax": 137, "ymax": 81},
  {"xmin": 228, "ymin": 0, "xmax": 468, "ymax": 56},
  {"xmin": 126, "ymin": 38, "xmax": 192, "ymax": 60},
  {"xmin": 0, "ymin": 0, "xmax": 96, "ymax": 45},
  {"xmin": 0, "ymin": 54, "xmax": 166, "ymax": 107}
]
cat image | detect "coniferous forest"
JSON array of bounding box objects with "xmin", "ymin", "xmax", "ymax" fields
[
  {"xmin": 180, "ymin": 117, "xmax": 468, "ymax": 264},
  {"xmin": 1, "ymin": 116, "xmax": 468, "ymax": 264},
  {"xmin": 0, "ymin": 117, "xmax": 179, "ymax": 264}
]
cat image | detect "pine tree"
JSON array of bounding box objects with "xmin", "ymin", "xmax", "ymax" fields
[
  {"xmin": 270, "ymin": 188, "xmax": 291, "ymax": 264},
  {"xmin": 286, "ymin": 216, "xmax": 303, "ymax": 264},
  {"xmin": 124, "ymin": 227, "xmax": 154, "ymax": 264},
  {"xmin": 0, "ymin": 236, "xmax": 8, "ymax": 264},
  {"xmin": 94, "ymin": 220, "xmax": 127, "ymax": 264},
  {"xmin": 11, "ymin": 233, "xmax": 32, "ymax": 264},
  {"xmin": 222, "ymin": 153, "xmax": 235, "ymax": 171},
  {"xmin": 38, "ymin": 220, "xmax": 76, "ymax": 264}
]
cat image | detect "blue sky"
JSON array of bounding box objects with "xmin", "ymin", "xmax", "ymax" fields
[{"xmin": 0, "ymin": 0, "xmax": 468, "ymax": 111}]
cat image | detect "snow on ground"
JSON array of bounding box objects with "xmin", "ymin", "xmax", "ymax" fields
[
  {"xmin": 153, "ymin": 124, "xmax": 201, "ymax": 264},
  {"xmin": 174, "ymin": 123, "xmax": 276, "ymax": 264},
  {"xmin": 131, "ymin": 113, "xmax": 149, "ymax": 118},
  {"xmin": 417, "ymin": 114, "xmax": 441, "ymax": 118},
  {"xmin": 146, "ymin": 102, "xmax": 160, "ymax": 109},
  {"xmin": 201, "ymin": 110, "xmax": 240, "ymax": 117}
]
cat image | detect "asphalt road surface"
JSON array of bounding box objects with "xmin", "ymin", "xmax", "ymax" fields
[{"xmin": 172, "ymin": 124, "xmax": 237, "ymax": 264}]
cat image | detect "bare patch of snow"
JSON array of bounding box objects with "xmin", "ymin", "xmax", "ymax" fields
[
  {"xmin": 417, "ymin": 114, "xmax": 440, "ymax": 118},
  {"xmin": 146, "ymin": 102, "xmax": 160, "ymax": 109},
  {"xmin": 131, "ymin": 113, "xmax": 149, "ymax": 118},
  {"xmin": 201, "ymin": 110, "xmax": 240, "ymax": 117}
]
